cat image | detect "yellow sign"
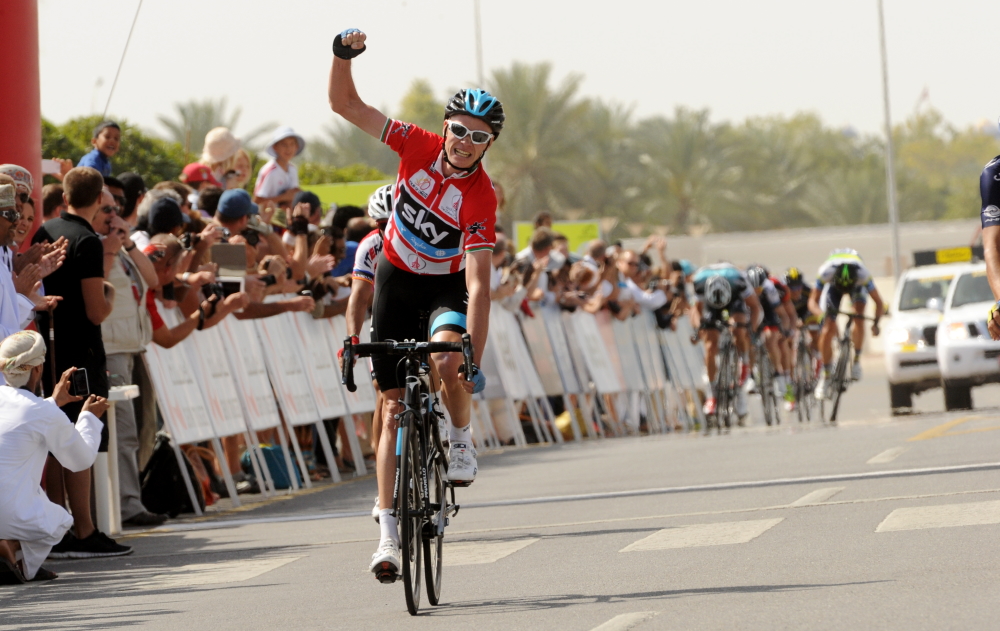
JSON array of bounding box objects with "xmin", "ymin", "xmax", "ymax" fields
[
  {"xmin": 515, "ymin": 221, "xmax": 601, "ymax": 254},
  {"xmin": 935, "ymin": 247, "xmax": 973, "ymax": 264}
]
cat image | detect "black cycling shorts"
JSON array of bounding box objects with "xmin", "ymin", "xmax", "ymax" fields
[
  {"xmin": 760, "ymin": 295, "xmax": 781, "ymax": 329},
  {"xmin": 820, "ymin": 284, "xmax": 868, "ymax": 320},
  {"xmin": 370, "ymin": 252, "xmax": 469, "ymax": 390},
  {"xmin": 701, "ymin": 297, "xmax": 747, "ymax": 324}
]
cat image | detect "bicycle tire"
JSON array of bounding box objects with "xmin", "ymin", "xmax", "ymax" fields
[
  {"xmin": 760, "ymin": 351, "xmax": 775, "ymax": 427},
  {"xmin": 829, "ymin": 334, "xmax": 851, "ymax": 423},
  {"xmin": 424, "ymin": 429, "xmax": 446, "ymax": 605},
  {"xmin": 400, "ymin": 418, "xmax": 423, "ymax": 615}
]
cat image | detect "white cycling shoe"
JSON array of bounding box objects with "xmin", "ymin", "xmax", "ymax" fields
[
  {"xmin": 370, "ymin": 539, "xmax": 401, "ymax": 582},
  {"xmin": 851, "ymin": 362, "xmax": 863, "ymax": 381},
  {"xmin": 447, "ymin": 442, "xmax": 477, "ymax": 487},
  {"xmin": 815, "ymin": 375, "xmax": 828, "ymax": 400}
]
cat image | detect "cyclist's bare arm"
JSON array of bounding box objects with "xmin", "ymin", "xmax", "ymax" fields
[
  {"xmin": 867, "ymin": 286, "xmax": 883, "ymax": 335},
  {"xmin": 327, "ymin": 30, "xmax": 388, "ymax": 139},
  {"xmin": 807, "ymin": 286, "xmax": 823, "ymax": 317},
  {"xmin": 465, "ymin": 250, "xmax": 492, "ymax": 367},
  {"xmin": 346, "ymin": 278, "xmax": 374, "ymax": 338},
  {"xmin": 746, "ymin": 292, "xmax": 763, "ymax": 328}
]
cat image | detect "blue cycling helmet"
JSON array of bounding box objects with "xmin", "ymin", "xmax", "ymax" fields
[{"xmin": 445, "ymin": 89, "xmax": 505, "ymax": 138}]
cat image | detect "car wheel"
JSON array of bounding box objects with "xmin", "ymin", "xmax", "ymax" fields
[
  {"xmin": 942, "ymin": 380, "xmax": 973, "ymax": 411},
  {"xmin": 889, "ymin": 383, "xmax": 912, "ymax": 415}
]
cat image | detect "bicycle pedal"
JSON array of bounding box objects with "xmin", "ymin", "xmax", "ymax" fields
[{"xmin": 375, "ymin": 565, "xmax": 399, "ymax": 584}]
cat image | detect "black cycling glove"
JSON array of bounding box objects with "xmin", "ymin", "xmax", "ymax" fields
[{"xmin": 333, "ymin": 29, "xmax": 366, "ymax": 59}]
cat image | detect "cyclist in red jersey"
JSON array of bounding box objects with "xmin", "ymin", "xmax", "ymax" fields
[{"xmin": 328, "ymin": 28, "xmax": 502, "ymax": 579}]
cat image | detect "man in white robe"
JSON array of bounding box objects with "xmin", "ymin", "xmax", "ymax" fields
[{"xmin": 0, "ymin": 330, "xmax": 110, "ymax": 582}]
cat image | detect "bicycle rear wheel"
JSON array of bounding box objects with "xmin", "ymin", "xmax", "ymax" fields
[
  {"xmin": 424, "ymin": 432, "xmax": 446, "ymax": 605},
  {"xmin": 399, "ymin": 421, "xmax": 423, "ymax": 615}
]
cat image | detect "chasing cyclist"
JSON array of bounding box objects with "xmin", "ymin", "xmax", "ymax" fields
[
  {"xmin": 690, "ymin": 263, "xmax": 763, "ymax": 424},
  {"xmin": 783, "ymin": 267, "xmax": 820, "ymax": 409},
  {"xmin": 328, "ymin": 28, "xmax": 501, "ymax": 579},
  {"xmin": 745, "ymin": 265, "xmax": 793, "ymax": 403},
  {"xmin": 344, "ymin": 185, "xmax": 391, "ymax": 522},
  {"xmin": 808, "ymin": 249, "xmax": 883, "ymax": 399}
]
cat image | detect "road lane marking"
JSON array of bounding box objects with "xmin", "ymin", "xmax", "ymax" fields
[
  {"xmin": 147, "ymin": 556, "xmax": 302, "ymax": 588},
  {"xmin": 867, "ymin": 447, "xmax": 908, "ymax": 464},
  {"xmin": 443, "ymin": 538, "xmax": 538, "ymax": 566},
  {"xmin": 589, "ymin": 612, "xmax": 659, "ymax": 631},
  {"xmin": 791, "ymin": 487, "xmax": 845, "ymax": 506},
  {"xmin": 907, "ymin": 416, "xmax": 979, "ymax": 441},
  {"xmin": 620, "ymin": 518, "xmax": 783, "ymax": 552},
  {"xmin": 876, "ymin": 500, "xmax": 1000, "ymax": 532}
]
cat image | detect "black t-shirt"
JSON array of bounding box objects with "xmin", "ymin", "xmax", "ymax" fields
[{"xmin": 32, "ymin": 212, "xmax": 106, "ymax": 368}]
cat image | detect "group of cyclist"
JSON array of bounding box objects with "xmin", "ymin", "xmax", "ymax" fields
[{"xmin": 690, "ymin": 249, "xmax": 884, "ymax": 424}]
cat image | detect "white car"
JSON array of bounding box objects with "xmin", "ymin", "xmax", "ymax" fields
[
  {"xmin": 883, "ymin": 264, "xmax": 962, "ymax": 413},
  {"xmin": 936, "ymin": 263, "xmax": 1000, "ymax": 410}
]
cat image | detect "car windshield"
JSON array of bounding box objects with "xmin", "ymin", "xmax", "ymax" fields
[
  {"xmin": 951, "ymin": 272, "xmax": 993, "ymax": 308},
  {"xmin": 898, "ymin": 275, "xmax": 953, "ymax": 311}
]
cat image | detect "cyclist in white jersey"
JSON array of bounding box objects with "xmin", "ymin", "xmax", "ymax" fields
[{"xmin": 808, "ymin": 249, "xmax": 883, "ymax": 398}]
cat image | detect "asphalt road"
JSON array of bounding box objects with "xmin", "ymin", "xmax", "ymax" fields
[{"xmin": 4, "ymin": 358, "xmax": 1000, "ymax": 630}]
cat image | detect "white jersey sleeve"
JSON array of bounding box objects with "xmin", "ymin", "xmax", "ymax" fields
[{"xmin": 352, "ymin": 230, "xmax": 383, "ymax": 285}]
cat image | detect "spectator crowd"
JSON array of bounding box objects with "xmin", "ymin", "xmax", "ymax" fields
[{"xmin": 0, "ymin": 120, "xmax": 694, "ymax": 585}]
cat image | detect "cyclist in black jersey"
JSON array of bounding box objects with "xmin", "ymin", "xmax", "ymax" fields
[{"xmin": 980, "ymin": 152, "xmax": 1000, "ymax": 340}]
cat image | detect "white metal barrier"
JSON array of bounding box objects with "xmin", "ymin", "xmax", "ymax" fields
[{"xmin": 137, "ymin": 296, "xmax": 716, "ymax": 515}]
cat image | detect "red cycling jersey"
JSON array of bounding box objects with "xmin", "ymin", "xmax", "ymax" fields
[{"xmin": 380, "ymin": 119, "xmax": 497, "ymax": 275}]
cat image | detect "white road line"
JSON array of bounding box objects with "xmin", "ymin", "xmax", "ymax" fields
[
  {"xmin": 867, "ymin": 446, "xmax": 909, "ymax": 464},
  {"xmin": 620, "ymin": 518, "xmax": 783, "ymax": 552},
  {"xmin": 462, "ymin": 461, "xmax": 1000, "ymax": 509},
  {"xmin": 443, "ymin": 538, "xmax": 538, "ymax": 566},
  {"xmin": 876, "ymin": 499, "xmax": 1000, "ymax": 532},
  {"xmin": 589, "ymin": 612, "xmax": 659, "ymax": 631},
  {"xmin": 790, "ymin": 487, "xmax": 845, "ymax": 506},
  {"xmin": 139, "ymin": 556, "xmax": 302, "ymax": 589}
]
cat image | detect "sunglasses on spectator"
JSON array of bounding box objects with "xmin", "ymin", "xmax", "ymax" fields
[
  {"xmin": 0, "ymin": 209, "xmax": 20, "ymax": 223},
  {"xmin": 446, "ymin": 121, "xmax": 492, "ymax": 145},
  {"xmin": 100, "ymin": 205, "xmax": 120, "ymax": 215}
]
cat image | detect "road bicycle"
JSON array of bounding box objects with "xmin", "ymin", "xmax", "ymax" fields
[
  {"xmin": 751, "ymin": 328, "xmax": 780, "ymax": 427},
  {"xmin": 792, "ymin": 323, "xmax": 820, "ymax": 423},
  {"xmin": 342, "ymin": 328, "xmax": 473, "ymax": 616},
  {"xmin": 699, "ymin": 318, "xmax": 739, "ymax": 434},
  {"xmin": 822, "ymin": 310, "xmax": 876, "ymax": 423}
]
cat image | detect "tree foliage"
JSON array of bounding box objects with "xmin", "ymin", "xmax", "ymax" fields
[
  {"xmin": 157, "ymin": 97, "xmax": 276, "ymax": 160},
  {"xmin": 42, "ymin": 115, "xmax": 186, "ymax": 186}
]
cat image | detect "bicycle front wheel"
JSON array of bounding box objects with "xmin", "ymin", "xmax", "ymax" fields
[
  {"xmin": 829, "ymin": 338, "xmax": 850, "ymax": 423},
  {"xmin": 399, "ymin": 421, "xmax": 423, "ymax": 615},
  {"xmin": 423, "ymin": 440, "xmax": 446, "ymax": 605}
]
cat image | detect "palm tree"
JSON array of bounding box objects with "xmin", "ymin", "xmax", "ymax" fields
[
  {"xmin": 157, "ymin": 98, "xmax": 276, "ymax": 161},
  {"xmin": 486, "ymin": 62, "xmax": 596, "ymax": 222},
  {"xmin": 630, "ymin": 108, "xmax": 735, "ymax": 233}
]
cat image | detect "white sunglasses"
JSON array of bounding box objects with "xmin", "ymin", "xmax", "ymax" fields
[{"xmin": 446, "ymin": 121, "xmax": 492, "ymax": 145}]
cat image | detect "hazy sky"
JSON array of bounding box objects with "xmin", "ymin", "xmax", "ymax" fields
[{"xmin": 38, "ymin": 0, "xmax": 1000, "ymax": 146}]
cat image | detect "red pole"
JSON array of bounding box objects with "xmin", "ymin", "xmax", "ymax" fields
[{"xmin": 0, "ymin": 0, "xmax": 42, "ymax": 249}]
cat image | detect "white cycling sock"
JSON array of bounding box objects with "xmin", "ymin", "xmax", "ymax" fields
[
  {"xmin": 379, "ymin": 510, "xmax": 398, "ymax": 545},
  {"xmin": 450, "ymin": 423, "xmax": 471, "ymax": 445}
]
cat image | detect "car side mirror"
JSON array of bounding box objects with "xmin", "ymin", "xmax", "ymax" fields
[{"xmin": 926, "ymin": 297, "xmax": 944, "ymax": 312}]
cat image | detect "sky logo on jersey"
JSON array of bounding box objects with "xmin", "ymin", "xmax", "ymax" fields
[
  {"xmin": 401, "ymin": 202, "xmax": 450, "ymax": 245},
  {"xmin": 409, "ymin": 170, "xmax": 434, "ymax": 198}
]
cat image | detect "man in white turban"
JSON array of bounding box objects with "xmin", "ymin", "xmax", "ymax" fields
[{"xmin": 0, "ymin": 330, "xmax": 111, "ymax": 583}]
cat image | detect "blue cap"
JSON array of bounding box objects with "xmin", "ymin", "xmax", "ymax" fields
[
  {"xmin": 217, "ymin": 189, "xmax": 258, "ymax": 219},
  {"xmin": 679, "ymin": 259, "xmax": 696, "ymax": 276}
]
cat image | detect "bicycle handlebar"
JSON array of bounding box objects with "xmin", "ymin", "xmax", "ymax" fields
[
  {"xmin": 834, "ymin": 310, "xmax": 879, "ymax": 322},
  {"xmin": 341, "ymin": 334, "xmax": 474, "ymax": 393}
]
